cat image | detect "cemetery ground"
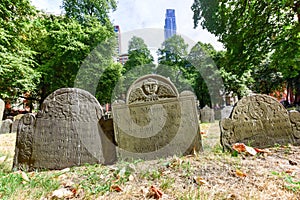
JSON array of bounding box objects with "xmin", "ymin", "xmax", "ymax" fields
[{"xmin": 0, "ymin": 122, "xmax": 299, "ymax": 200}]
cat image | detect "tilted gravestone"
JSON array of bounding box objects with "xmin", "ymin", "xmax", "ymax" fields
[
  {"xmin": 13, "ymin": 88, "xmax": 116, "ymax": 170},
  {"xmin": 200, "ymin": 105, "xmax": 215, "ymax": 123},
  {"xmin": 0, "ymin": 119, "xmax": 12, "ymax": 134},
  {"xmin": 0, "ymin": 99, "xmax": 4, "ymax": 129},
  {"xmin": 13, "ymin": 113, "xmax": 35, "ymax": 170},
  {"xmin": 112, "ymin": 74, "xmax": 202, "ymax": 161},
  {"xmin": 220, "ymin": 94, "xmax": 295, "ymax": 150}
]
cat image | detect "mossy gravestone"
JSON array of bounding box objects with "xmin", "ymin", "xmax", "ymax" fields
[
  {"xmin": 13, "ymin": 88, "xmax": 116, "ymax": 171},
  {"xmin": 220, "ymin": 94, "xmax": 295, "ymax": 150},
  {"xmin": 112, "ymin": 74, "xmax": 202, "ymax": 161}
]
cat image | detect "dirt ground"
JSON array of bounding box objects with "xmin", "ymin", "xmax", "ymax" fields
[{"xmin": 1, "ymin": 122, "xmax": 300, "ymax": 199}]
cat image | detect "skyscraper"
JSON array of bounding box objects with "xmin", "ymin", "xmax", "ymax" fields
[{"xmin": 164, "ymin": 9, "xmax": 176, "ymax": 40}]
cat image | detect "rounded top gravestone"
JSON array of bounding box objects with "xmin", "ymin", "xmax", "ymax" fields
[
  {"xmin": 112, "ymin": 74, "xmax": 202, "ymax": 161},
  {"xmin": 220, "ymin": 94, "xmax": 294, "ymax": 150},
  {"xmin": 29, "ymin": 88, "xmax": 107, "ymax": 170}
]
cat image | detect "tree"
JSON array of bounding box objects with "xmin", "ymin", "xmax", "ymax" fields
[
  {"xmin": 192, "ymin": 0, "xmax": 300, "ymax": 104},
  {"xmin": 30, "ymin": 14, "xmax": 116, "ymax": 104},
  {"xmin": 123, "ymin": 36, "xmax": 154, "ymax": 74},
  {"xmin": 188, "ymin": 42, "xmax": 224, "ymax": 107},
  {"xmin": 62, "ymin": 0, "xmax": 117, "ymax": 24},
  {"xmin": 0, "ymin": 0, "xmax": 40, "ymax": 102},
  {"xmin": 156, "ymin": 35, "xmax": 192, "ymax": 93}
]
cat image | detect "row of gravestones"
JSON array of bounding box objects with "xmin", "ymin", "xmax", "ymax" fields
[
  {"xmin": 0, "ymin": 98, "xmax": 25, "ymax": 134},
  {"xmin": 0, "ymin": 116, "xmax": 24, "ymax": 135},
  {"xmin": 199, "ymin": 105, "xmax": 233, "ymax": 123},
  {"xmin": 13, "ymin": 74, "xmax": 202, "ymax": 171},
  {"xmin": 11, "ymin": 74, "xmax": 300, "ymax": 171}
]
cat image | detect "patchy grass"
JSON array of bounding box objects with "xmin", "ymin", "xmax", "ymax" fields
[{"xmin": 0, "ymin": 123, "xmax": 300, "ymax": 199}]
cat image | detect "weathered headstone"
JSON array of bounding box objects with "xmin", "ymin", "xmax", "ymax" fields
[
  {"xmin": 220, "ymin": 94, "xmax": 295, "ymax": 150},
  {"xmin": 12, "ymin": 114, "xmax": 24, "ymax": 133},
  {"xmin": 200, "ymin": 105, "xmax": 215, "ymax": 123},
  {"xmin": 13, "ymin": 113, "xmax": 35, "ymax": 170},
  {"xmin": 0, "ymin": 99, "xmax": 4, "ymax": 129},
  {"xmin": 13, "ymin": 88, "xmax": 116, "ymax": 170},
  {"xmin": 0, "ymin": 119, "xmax": 12, "ymax": 134},
  {"xmin": 290, "ymin": 110, "xmax": 300, "ymax": 144},
  {"xmin": 221, "ymin": 106, "xmax": 233, "ymax": 119},
  {"xmin": 112, "ymin": 74, "xmax": 202, "ymax": 161}
]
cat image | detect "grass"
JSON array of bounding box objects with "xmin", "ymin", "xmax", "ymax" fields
[{"xmin": 1, "ymin": 123, "xmax": 300, "ymax": 199}]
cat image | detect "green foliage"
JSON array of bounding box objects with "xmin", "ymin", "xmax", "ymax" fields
[
  {"xmin": 96, "ymin": 62, "xmax": 123, "ymax": 104},
  {"xmin": 123, "ymin": 36, "xmax": 154, "ymax": 74},
  {"xmin": 157, "ymin": 35, "xmax": 193, "ymax": 92},
  {"xmin": 118, "ymin": 36, "xmax": 155, "ymax": 97},
  {"xmin": 62, "ymin": 0, "xmax": 117, "ymax": 24},
  {"xmin": 192, "ymin": 0, "xmax": 300, "ymax": 103},
  {"xmin": 30, "ymin": 14, "xmax": 116, "ymax": 103},
  {"xmin": 0, "ymin": 0, "xmax": 40, "ymax": 101}
]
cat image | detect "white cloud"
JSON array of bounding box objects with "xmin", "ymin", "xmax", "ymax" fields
[{"xmin": 31, "ymin": 0, "xmax": 63, "ymax": 14}]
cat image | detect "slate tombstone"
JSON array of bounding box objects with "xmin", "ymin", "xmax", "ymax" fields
[
  {"xmin": 13, "ymin": 113, "xmax": 35, "ymax": 170},
  {"xmin": 19, "ymin": 88, "xmax": 115, "ymax": 170},
  {"xmin": 220, "ymin": 94, "xmax": 295, "ymax": 150},
  {"xmin": 289, "ymin": 110, "xmax": 300, "ymax": 144},
  {"xmin": 200, "ymin": 105, "xmax": 215, "ymax": 123},
  {"xmin": 0, "ymin": 119, "xmax": 12, "ymax": 134},
  {"xmin": 112, "ymin": 74, "xmax": 202, "ymax": 161}
]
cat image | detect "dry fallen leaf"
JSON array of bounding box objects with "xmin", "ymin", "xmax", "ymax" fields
[
  {"xmin": 193, "ymin": 176, "xmax": 208, "ymax": 186},
  {"xmin": 51, "ymin": 188, "xmax": 74, "ymax": 199},
  {"xmin": 21, "ymin": 171, "xmax": 30, "ymax": 182},
  {"xmin": 232, "ymin": 143, "xmax": 257, "ymax": 156},
  {"xmin": 232, "ymin": 143, "xmax": 246, "ymax": 153},
  {"xmin": 147, "ymin": 185, "xmax": 163, "ymax": 199},
  {"xmin": 110, "ymin": 185, "xmax": 123, "ymax": 192},
  {"xmin": 253, "ymin": 148, "xmax": 271, "ymax": 154},
  {"xmin": 236, "ymin": 169, "xmax": 247, "ymax": 177}
]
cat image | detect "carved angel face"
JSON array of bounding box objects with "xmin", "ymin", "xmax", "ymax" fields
[{"xmin": 143, "ymin": 80, "xmax": 158, "ymax": 95}]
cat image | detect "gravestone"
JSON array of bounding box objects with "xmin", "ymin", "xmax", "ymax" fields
[
  {"xmin": 12, "ymin": 114, "xmax": 24, "ymax": 133},
  {"xmin": 221, "ymin": 106, "xmax": 233, "ymax": 119},
  {"xmin": 112, "ymin": 74, "xmax": 202, "ymax": 161},
  {"xmin": 0, "ymin": 99, "xmax": 4, "ymax": 129},
  {"xmin": 0, "ymin": 119, "xmax": 12, "ymax": 134},
  {"xmin": 289, "ymin": 110, "xmax": 300, "ymax": 144},
  {"xmin": 13, "ymin": 113, "xmax": 35, "ymax": 170},
  {"xmin": 220, "ymin": 94, "xmax": 295, "ymax": 150},
  {"xmin": 13, "ymin": 88, "xmax": 116, "ymax": 170},
  {"xmin": 200, "ymin": 105, "xmax": 215, "ymax": 123}
]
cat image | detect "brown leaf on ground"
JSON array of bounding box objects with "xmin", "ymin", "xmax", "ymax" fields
[
  {"xmin": 110, "ymin": 185, "xmax": 123, "ymax": 192},
  {"xmin": 232, "ymin": 143, "xmax": 258, "ymax": 156},
  {"xmin": 193, "ymin": 176, "xmax": 208, "ymax": 186},
  {"xmin": 235, "ymin": 169, "xmax": 247, "ymax": 178},
  {"xmin": 232, "ymin": 143, "xmax": 246, "ymax": 153},
  {"xmin": 147, "ymin": 185, "xmax": 163, "ymax": 199}
]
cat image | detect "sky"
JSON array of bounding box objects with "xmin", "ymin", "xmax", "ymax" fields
[{"xmin": 30, "ymin": 0, "xmax": 224, "ymax": 54}]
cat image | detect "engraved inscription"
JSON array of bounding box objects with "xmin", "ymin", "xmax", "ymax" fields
[{"xmin": 220, "ymin": 94, "xmax": 294, "ymax": 150}]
